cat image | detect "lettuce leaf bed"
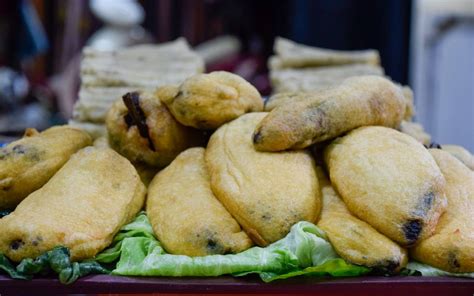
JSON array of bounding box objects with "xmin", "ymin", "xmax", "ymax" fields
[{"xmin": 0, "ymin": 212, "xmax": 472, "ymax": 284}]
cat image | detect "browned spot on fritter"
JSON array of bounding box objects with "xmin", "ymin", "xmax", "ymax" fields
[
  {"xmin": 402, "ymin": 219, "xmax": 423, "ymax": 245},
  {"xmin": 448, "ymin": 252, "xmax": 461, "ymax": 269},
  {"xmin": 253, "ymin": 130, "xmax": 262, "ymax": 144}
]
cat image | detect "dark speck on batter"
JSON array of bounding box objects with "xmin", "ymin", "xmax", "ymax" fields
[
  {"xmin": 10, "ymin": 239, "xmax": 24, "ymax": 250},
  {"xmin": 402, "ymin": 219, "xmax": 423, "ymax": 244},
  {"xmin": 253, "ymin": 131, "xmax": 262, "ymax": 144}
]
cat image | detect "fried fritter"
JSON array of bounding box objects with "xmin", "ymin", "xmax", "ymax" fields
[
  {"xmin": 161, "ymin": 71, "xmax": 263, "ymax": 129},
  {"xmin": 0, "ymin": 126, "xmax": 92, "ymax": 210},
  {"xmin": 264, "ymin": 92, "xmax": 324, "ymax": 111},
  {"xmin": 106, "ymin": 90, "xmax": 203, "ymax": 168},
  {"xmin": 441, "ymin": 145, "xmax": 474, "ymax": 170},
  {"xmin": 411, "ymin": 149, "xmax": 474, "ymax": 272},
  {"xmin": 324, "ymin": 126, "xmax": 447, "ymax": 246},
  {"xmin": 253, "ymin": 76, "xmax": 406, "ymax": 151},
  {"xmin": 316, "ymin": 167, "xmax": 408, "ymax": 273},
  {"xmin": 147, "ymin": 147, "xmax": 253, "ymax": 256},
  {"xmin": 206, "ymin": 113, "xmax": 321, "ymax": 246},
  {"xmin": 398, "ymin": 121, "xmax": 431, "ymax": 146},
  {"xmin": 0, "ymin": 147, "xmax": 146, "ymax": 262}
]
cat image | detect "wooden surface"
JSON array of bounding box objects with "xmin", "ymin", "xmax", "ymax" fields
[{"xmin": 0, "ymin": 275, "xmax": 473, "ymax": 295}]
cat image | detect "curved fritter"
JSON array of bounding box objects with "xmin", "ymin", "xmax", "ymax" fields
[
  {"xmin": 324, "ymin": 126, "xmax": 447, "ymax": 246},
  {"xmin": 253, "ymin": 76, "xmax": 406, "ymax": 151},
  {"xmin": 441, "ymin": 145, "xmax": 474, "ymax": 170},
  {"xmin": 411, "ymin": 149, "xmax": 474, "ymax": 272},
  {"xmin": 162, "ymin": 71, "xmax": 263, "ymax": 129},
  {"xmin": 316, "ymin": 168, "xmax": 408, "ymax": 273},
  {"xmin": 206, "ymin": 113, "xmax": 321, "ymax": 246},
  {"xmin": 106, "ymin": 90, "xmax": 203, "ymax": 168},
  {"xmin": 0, "ymin": 126, "xmax": 92, "ymax": 210},
  {"xmin": 147, "ymin": 147, "xmax": 253, "ymax": 256},
  {"xmin": 0, "ymin": 147, "xmax": 146, "ymax": 262}
]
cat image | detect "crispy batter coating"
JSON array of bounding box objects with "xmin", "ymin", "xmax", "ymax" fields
[
  {"xmin": 206, "ymin": 113, "xmax": 321, "ymax": 246},
  {"xmin": 0, "ymin": 126, "xmax": 92, "ymax": 210},
  {"xmin": 411, "ymin": 149, "xmax": 474, "ymax": 272},
  {"xmin": 162, "ymin": 71, "xmax": 263, "ymax": 129},
  {"xmin": 441, "ymin": 145, "xmax": 474, "ymax": 170},
  {"xmin": 147, "ymin": 148, "xmax": 253, "ymax": 256},
  {"xmin": 324, "ymin": 126, "xmax": 447, "ymax": 246},
  {"xmin": 398, "ymin": 121, "xmax": 431, "ymax": 146},
  {"xmin": 106, "ymin": 90, "xmax": 203, "ymax": 168},
  {"xmin": 253, "ymin": 76, "xmax": 406, "ymax": 151},
  {"xmin": 0, "ymin": 147, "xmax": 146, "ymax": 262},
  {"xmin": 316, "ymin": 168, "xmax": 408, "ymax": 273}
]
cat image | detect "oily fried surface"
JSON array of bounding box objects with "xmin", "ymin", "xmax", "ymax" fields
[
  {"xmin": 253, "ymin": 76, "xmax": 406, "ymax": 151},
  {"xmin": 106, "ymin": 90, "xmax": 203, "ymax": 168},
  {"xmin": 206, "ymin": 113, "xmax": 320, "ymax": 246},
  {"xmin": 316, "ymin": 168, "xmax": 407, "ymax": 273},
  {"xmin": 399, "ymin": 121, "xmax": 431, "ymax": 146},
  {"xmin": 441, "ymin": 145, "xmax": 474, "ymax": 170},
  {"xmin": 0, "ymin": 126, "xmax": 92, "ymax": 210},
  {"xmin": 324, "ymin": 126, "xmax": 447, "ymax": 246},
  {"xmin": 264, "ymin": 91, "xmax": 325, "ymax": 111},
  {"xmin": 162, "ymin": 71, "xmax": 263, "ymax": 129},
  {"xmin": 411, "ymin": 149, "xmax": 474, "ymax": 272},
  {"xmin": 0, "ymin": 147, "xmax": 146, "ymax": 262},
  {"xmin": 147, "ymin": 147, "xmax": 252, "ymax": 256}
]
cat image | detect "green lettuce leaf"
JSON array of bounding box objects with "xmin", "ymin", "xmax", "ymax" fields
[
  {"xmin": 110, "ymin": 217, "xmax": 369, "ymax": 280},
  {"xmin": 0, "ymin": 254, "xmax": 29, "ymax": 280},
  {"xmin": 405, "ymin": 262, "xmax": 474, "ymax": 278},
  {"xmin": 0, "ymin": 247, "xmax": 109, "ymax": 284}
]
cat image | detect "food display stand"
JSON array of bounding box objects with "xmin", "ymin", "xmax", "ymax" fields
[{"xmin": 1, "ymin": 275, "xmax": 473, "ymax": 295}]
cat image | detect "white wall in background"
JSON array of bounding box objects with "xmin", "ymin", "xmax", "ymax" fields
[{"xmin": 411, "ymin": 0, "xmax": 474, "ymax": 151}]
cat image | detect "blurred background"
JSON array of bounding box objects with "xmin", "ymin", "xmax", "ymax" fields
[{"xmin": 0, "ymin": 0, "xmax": 472, "ymax": 150}]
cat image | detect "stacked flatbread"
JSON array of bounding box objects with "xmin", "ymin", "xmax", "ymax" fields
[
  {"xmin": 70, "ymin": 38, "xmax": 204, "ymax": 138},
  {"xmin": 269, "ymin": 37, "xmax": 384, "ymax": 93}
]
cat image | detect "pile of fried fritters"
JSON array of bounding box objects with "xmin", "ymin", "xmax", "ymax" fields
[{"xmin": 0, "ymin": 70, "xmax": 473, "ymax": 276}]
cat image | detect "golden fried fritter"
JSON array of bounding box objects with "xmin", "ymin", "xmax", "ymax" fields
[
  {"xmin": 106, "ymin": 90, "xmax": 203, "ymax": 168},
  {"xmin": 0, "ymin": 126, "xmax": 92, "ymax": 210},
  {"xmin": 324, "ymin": 126, "xmax": 447, "ymax": 246},
  {"xmin": 0, "ymin": 147, "xmax": 146, "ymax": 262},
  {"xmin": 398, "ymin": 121, "xmax": 431, "ymax": 146},
  {"xmin": 441, "ymin": 145, "xmax": 474, "ymax": 170},
  {"xmin": 264, "ymin": 92, "xmax": 324, "ymax": 111},
  {"xmin": 162, "ymin": 71, "xmax": 263, "ymax": 129},
  {"xmin": 206, "ymin": 113, "xmax": 321, "ymax": 246},
  {"xmin": 411, "ymin": 149, "xmax": 474, "ymax": 272},
  {"xmin": 147, "ymin": 148, "xmax": 253, "ymax": 256},
  {"xmin": 316, "ymin": 168, "xmax": 408, "ymax": 273},
  {"xmin": 253, "ymin": 76, "xmax": 406, "ymax": 151}
]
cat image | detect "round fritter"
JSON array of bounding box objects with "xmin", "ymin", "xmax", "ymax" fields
[
  {"xmin": 106, "ymin": 90, "xmax": 203, "ymax": 168},
  {"xmin": 0, "ymin": 147, "xmax": 146, "ymax": 262},
  {"xmin": 316, "ymin": 168, "xmax": 408, "ymax": 273},
  {"xmin": 324, "ymin": 126, "xmax": 447, "ymax": 246},
  {"xmin": 0, "ymin": 126, "xmax": 92, "ymax": 210},
  {"xmin": 147, "ymin": 147, "xmax": 253, "ymax": 256},
  {"xmin": 411, "ymin": 149, "xmax": 474, "ymax": 272},
  {"xmin": 206, "ymin": 113, "xmax": 321, "ymax": 246},
  {"xmin": 161, "ymin": 71, "xmax": 263, "ymax": 129}
]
